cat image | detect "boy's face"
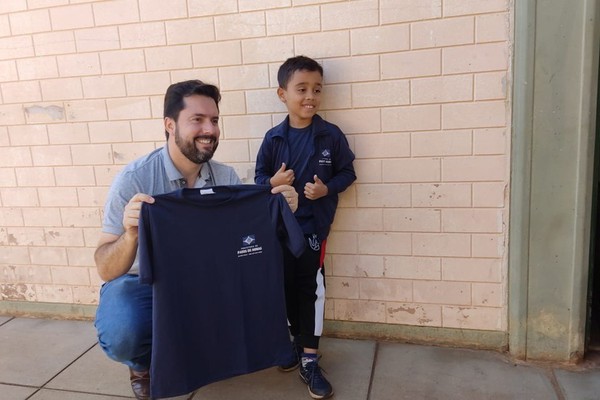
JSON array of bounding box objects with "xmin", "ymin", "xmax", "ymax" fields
[{"xmin": 278, "ymin": 69, "xmax": 323, "ymax": 128}]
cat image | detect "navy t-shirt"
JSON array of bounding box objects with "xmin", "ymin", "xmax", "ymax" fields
[{"xmin": 138, "ymin": 184, "xmax": 305, "ymax": 398}]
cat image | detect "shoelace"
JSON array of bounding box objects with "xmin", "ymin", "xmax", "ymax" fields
[{"xmin": 304, "ymin": 360, "xmax": 329, "ymax": 385}]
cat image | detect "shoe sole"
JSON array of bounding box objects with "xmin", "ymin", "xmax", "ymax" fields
[
  {"xmin": 278, "ymin": 362, "xmax": 300, "ymax": 372},
  {"xmin": 299, "ymin": 375, "xmax": 334, "ymax": 399}
]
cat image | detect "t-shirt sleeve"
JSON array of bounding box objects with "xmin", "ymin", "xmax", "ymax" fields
[
  {"xmin": 138, "ymin": 202, "xmax": 154, "ymax": 284},
  {"xmin": 270, "ymin": 193, "xmax": 305, "ymax": 257}
]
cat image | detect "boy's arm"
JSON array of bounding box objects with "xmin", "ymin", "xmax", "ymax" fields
[
  {"xmin": 326, "ymin": 133, "xmax": 357, "ymax": 195},
  {"xmin": 254, "ymin": 137, "xmax": 275, "ymax": 185}
]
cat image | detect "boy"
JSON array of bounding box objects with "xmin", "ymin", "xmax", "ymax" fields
[{"xmin": 255, "ymin": 56, "xmax": 356, "ymax": 399}]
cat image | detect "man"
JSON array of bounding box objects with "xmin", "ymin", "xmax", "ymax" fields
[{"xmin": 94, "ymin": 80, "xmax": 298, "ymax": 400}]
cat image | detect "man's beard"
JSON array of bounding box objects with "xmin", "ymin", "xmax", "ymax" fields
[{"xmin": 174, "ymin": 127, "xmax": 218, "ymax": 165}]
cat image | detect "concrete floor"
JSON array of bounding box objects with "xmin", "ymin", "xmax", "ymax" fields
[{"xmin": 2, "ymin": 315, "xmax": 600, "ymax": 399}]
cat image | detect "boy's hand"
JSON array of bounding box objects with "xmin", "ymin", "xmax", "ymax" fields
[
  {"xmin": 304, "ymin": 175, "xmax": 328, "ymax": 200},
  {"xmin": 270, "ymin": 162, "xmax": 295, "ymax": 187}
]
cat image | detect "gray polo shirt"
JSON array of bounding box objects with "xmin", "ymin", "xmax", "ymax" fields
[{"xmin": 102, "ymin": 144, "xmax": 242, "ymax": 275}]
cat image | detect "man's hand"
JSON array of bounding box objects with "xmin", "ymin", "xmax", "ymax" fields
[
  {"xmin": 122, "ymin": 193, "xmax": 155, "ymax": 236},
  {"xmin": 270, "ymin": 163, "xmax": 295, "ymax": 187},
  {"xmin": 304, "ymin": 175, "xmax": 328, "ymax": 200},
  {"xmin": 271, "ymin": 184, "xmax": 298, "ymax": 212}
]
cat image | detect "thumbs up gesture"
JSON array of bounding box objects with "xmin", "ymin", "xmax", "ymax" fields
[
  {"xmin": 304, "ymin": 175, "xmax": 328, "ymax": 200},
  {"xmin": 270, "ymin": 162, "xmax": 295, "ymax": 186}
]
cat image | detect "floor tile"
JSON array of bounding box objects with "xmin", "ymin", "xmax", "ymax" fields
[
  {"xmin": 0, "ymin": 384, "xmax": 37, "ymax": 400},
  {"xmin": 0, "ymin": 318, "xmax": 97, "ymax": 386},
  {"xmin": 0, "ymin": 315, "xmax": 13, "ymax": 325},
  {"xmin": 555, "ymin": 368, "xmax": 600, "ymax": 400},
  {"xmin": 370, "ymin": 342, "xmax": 558, "ymax": 400},
  {"xmin": 29, "ymin": 388, "xmax": 130, "ymax": 400},
  {"xmin": 45, "ymin": 344, "xmax": 132, "ymax": 397}
]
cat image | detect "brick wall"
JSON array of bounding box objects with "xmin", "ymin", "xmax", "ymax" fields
[{"xmin": 0, "ymin": 0, "xmax": 512, "ymax": 332}]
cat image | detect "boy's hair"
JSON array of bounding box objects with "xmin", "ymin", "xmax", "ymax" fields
[
  {"xmin": 277, "ymin": 56, "xmax": 323, "ymax": 89},
  {"xmin": 163, "ymin": 80, "xmax": 221, "ymax": 139}
]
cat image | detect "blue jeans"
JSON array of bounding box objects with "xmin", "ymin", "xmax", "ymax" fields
[{"xmin": 95, "ymin": 274, "xmax": 152, "ymax": 372}]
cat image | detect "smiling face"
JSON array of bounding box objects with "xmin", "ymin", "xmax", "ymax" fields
[
  {"xmin": 165, "ymin": 94, "xmax": 220, "ymax": 165},
  {"xmin": 278, "ymin": 69, "xmax": 323, "ymax": 128}
]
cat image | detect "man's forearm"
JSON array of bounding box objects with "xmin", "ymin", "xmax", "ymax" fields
[{"xmin": 95, "ymin": 232, "xmax": 138, "ymax": 282}]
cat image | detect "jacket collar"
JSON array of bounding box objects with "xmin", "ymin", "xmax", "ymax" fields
[{"xmin": 272, "ymin": 114, "xmax": 327, "ymax": 138}]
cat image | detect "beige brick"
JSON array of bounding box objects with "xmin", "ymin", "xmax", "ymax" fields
[
  {"xmin": 334, "ymin": 299, "xmax": 387, "ymax": 323},
  {"xmin": 1, "ymin": 81, "xmax": 41, "ymax": 104},
  {"xmin": 354, "ymin": 132, "xmax": 409, "ymax": 159},
  {"xmin": 146, "ymin": 45, "xmax": 193, "ymax": 71},
  {"xmin": 353, "ymin": 159, "xmax": 382, "ymax": 183},
  {"xmin": 244, "ymin": 89, "xmax": 285, "ymax": 114},
  {"xmin": 166, "ymin": 17, "xmax": 215, "ymax": 45},
  {"xmin": 412, "ymin": 16, "xmax": 474, "ymax": 49},
  {"xmin": 333, "ymin": 208, "xmax": 383, "ymax": 232},
  {"xmin": 357, "ymin": 232, "xmax": 411, "ymax": 255},
  {"xmin": 0, "ymin": 168, "xmax": 16, "ymax": 187},
  {"xmin": 33, "ymin": 31, "xmax": 75, "ymax": 56},
  {"xmin": 31, "ymin": 0, "xmax": 70, "ymax": 7},
  {"xmin": 351, "ymin": 24, "xmax": 409, "ymax": 56},
  {"xmin": 351, "ymin": 80, "xmax": 408, "ymax": 108},
  {"xmin": 139, "ymin": 0, "xmax": 187, "ymax": 21},
  {"xmin": 383, "ymin": 158, "xmax": 440, "ymax": 183},
  {"xmin": 0, "ymin": 36, "xmax": 34, "ymax": 61},
  {"xmin": 323, "ymin": 0, "xmax": 378, "ymax": 30},
  {"xmin": 383, "ymin": 209, "xmax": 441, "ymax": 233},
  {"xmin": 191, "ymin": 41, "xmax": 241, "ymax": 68},
  {"xmin": 48, "ymin": 123, "xmax": 89, "ymax": 145},
  {"xmin": 0, "ymin": 147, "xmax": 32, "ymax": 167},
  {"xmin": 325, "ymin": 108, "xmax": 381, "ymax": 134},
  {"xmin": 0, "ymin": 208, "xmax": 24, "ymax": 226},
  {"xmin": 50, "ymin": 4, "xmax": 94, "ymax": 30},
  {"xmin": 22, "ymin": 208, "xmax": 61, "ymax": 227},
  {"xmin": 71, "ymin": 144, "xmax": 113, "ymax": 165},
  {"xmin": 74, "ymin": 26, "xmax": 120, "ymax": 52},
  {"xmin": 9, "ymin": 9, "xmax": 51, "ymax": 35},
  {"xmin": 414, "ymin": 280, "xmax": 470, "ymax": 305},
  {"xmin": 31, "ymin": 145, "xmax": 71, "ymax": 166},
  {"xmin": 61, "ymin": 207, "xmax": 101, "ymax": 227},
  {"xmin": 73, "ymin": 285, "xmax": 99, "ymax": 305},
  {"xmin": 412, "ymin": 75, "xmax": 473, "ymax": 104},
  {"xmin": 444, "ymin": 0, "xmax": 508, "ymax": 17},
  {"xmin": 40, "ymin": 77, "xmax": 83, "ymax": 101},
  {"xmin": 442, "ymin": 258, "xmax": 502, "ymax": 283},
  {"xmin": 380, "ymin": 0, "xmax": 441, "ymax": 24},
  {"xmin": 476, "ymin": 13, "xmax": 510, "ymax": 43},
  {"xmin": 326, "ymin": 231, "xmax": 358, "ymax": 254},
  {"xmin": 412, "ymin": 183, "xmax": 472, "ymax": 208},
  {"xmin": 360, "ymin": 278, "xmax": 412, "ymax": 302},
  {"xmin": 82, "ymin": 75, "xmax": 126, "ymax": 99},
  {"xmin": 93, "ymin": 0, "xmax": 140, "ymax": 26},
  {"xmin": 119, "ymin": 22, "xmax": 166, "ymax": 49},
  {"xmin": 0, "ymin": 60, "xmax": 18, "ymax": 82},
  {"xmin": 5, "ymin": 227, "xmax": 45, "ymax": 246},
  {"xmin": 330, "ymin": 254, "xmax": 385, "ymax": 278},
  {"xmin": 15, "ymin": 167, "xmax": 54, "ymax": 187},
  {"xmin": 66, "ymin": 247, "xmax": 95, "ymax": 267},
  {"xmin": 242, "ymin": 36, "xmax": 294, "ymax": 64},
  {"xmin": 77, "ymin": 186, "xmax": 109, "ymax": 207},
  {"xmin": 106, "ymin": 97, "xmax": 151, "ymax": 120},
  {"xmin": 87, "ymin": 265, "xmax": 103, "ymax": 285},
  {"xmin": 475, "ymin": 72, "xmax": 507, "ymax": 101},
  {"xmin": 0, "ymin": 246, "xmax": 30, "ymax": 264},
  {"xmin": 472, "ymin": 282, "xmax": 503, "ymax": 307},
  {"xmin": 387, "ymin": 302, "xmax": 441, "ymax": 326},
  {"xmin": 443, "ymin": 101, "xmax": 506, "ymax": 130},
  {"xmin": 355, "ymin": 183, "xmax": 410, "ymax": 208},
  {"xmin": 131, "ymin": 119, "xmax": 164, "ymax": 142},
  {"xmin": 384, "ymin": 256, "xmax": 441, "ymax": 280},
  {"xmin": 327, "ymin": 276, "xmax": 360, "ymax": 299},
  {"xmin": 100, "ymin": 49, "xmax": 145, "ymax": 74},
  {"xmin": 0, "ymin": 188, "xmax": 40, "ymax": 207},
  {"xmin": 240, "ymin": 0, "xmax": 290, "ymax": 11},
  {"xmin": 472, "ymin": 234, "xmax": 505, "ymax": 258},
  {"xmin": 1, "ymin": 265, "xmax": 52, "ymax": 284},
  {"xmin": 222, "ymin": 115, "xmax": 272, "ymax": 139},
  {"xmin": 88, "ymin": 121, "xmax": 132, "ymax": 144},
  {"xmin": 413, "ymin": 233, "xmax": 471, "ymax": 257},
  {"xmin": 35, "ymin": 284, "xmax": 73, "ymax": 303},
  {"xmin": 1, "ymin": 104, "xmax": 26, "ymax": 126},
  {"xmin": 189, "ymin": 0, "xmax": 238, "ymax": 16},
  {"xmin": 295, "ymin": 31, "xmax": 350, "ymax": 59},
  {"xmin": 442, "ymin": 306, "xmax": 503, "ymax": 331},
  {"xmin": 38, "ymin": 187, "xmax": 78, "ymax": 207},
  {"xmin": 125, "ymin": 72, "xmax": 171, "ymax": 97},
  {"xmin": 382, "ymin": 105, "xmax": 440, "ymax": 133},
  {"xmin": 57, "ymin": 53, "xmax": 100, "ymax": 77},
  {"xmin": 170, "ymin": 69, "xmax": 218, "ymax": 86},
  {"xmin": 412, "ymin": 130, "xmax": 472, "ymax": 157},
  {"xmin": 473, "ymin": 182, "xmax": 506, "ymax": 208},
  {"xmin": 0, "ymin": 15, "xmax": 8, "ymax": 38},
  {"xmin": 8, "ymin": 125, "xmax": 47, "ymax": 146},
  {"xmin": 322, "ymin": 56, "xmax": 379, "ymax": 84},
  {"xmin": 111, "ymin": 142, "xmax": 156, "ymax": 164},
  {"xmin": 0, "ymin": 1, "xmax": 27, "ymax": 14},
  {"xmin": 55, "ymin": 166, "xmax": 96, "ymax": 186},
  {"xmin": 266, "ymin": 6, "xmax": 320, "ymax": 35},
  {"xmin": 219, "ymin": 65, "xmax": 269, "ymax": 91},
  {"xmin": 443, "ymin": 155, "xmax": 507, "ymax": 182},
  {"xmin": 443, "ymin": 43, "xmax": 508, "ymax": 74},
  {"xmin": 94, "ymin": 165, "xmax": 122, "ymax": 186},
  {"xmin": 17, "ymin": 57, "xmax": 59, "ymax": 81},
  {"xmin": 318, "ymin": 84, "xmax": 350, "ymax": 110},
  {"xmin": 476, "ymin": 127, "xmax": 508, "ymax": 155},
  {"xmin": 215, "ymin": 12, "xmax": 265, "ymax": 41},
  {"xmin": 50, "ymin": 265, "xmax": 89, "ymax": 285},
  {"xmin": 213, "ymin": 140, "xmax": 249, "ymax": 163},
  {"xmin": 65, "ymin": 99, "xmax": 107, "ymax": 122}
]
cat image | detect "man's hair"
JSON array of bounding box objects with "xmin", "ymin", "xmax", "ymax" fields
[
  {"xmin": 277, "ymin": 56, "xmax": 323, "ymax": 89},
  {"xmin": 163, "ymin": 80, "xmax": 221, "ymax": 139}
]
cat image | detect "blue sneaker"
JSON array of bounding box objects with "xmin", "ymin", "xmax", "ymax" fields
[
  {"xmin": 299, "ymin": 355, "xmax": 333, "ymax": 399},
  {"xmin": 278, "ymin": 339, "xmax": 302, "ymax": 372}
]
